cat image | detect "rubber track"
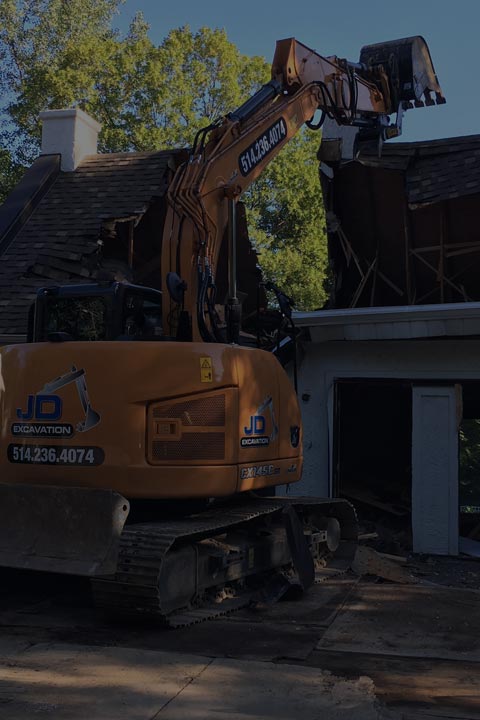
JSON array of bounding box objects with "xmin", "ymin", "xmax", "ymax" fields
[{"xmin": 91, "ymin": 496, "xmax": 357, "ymax": 627}]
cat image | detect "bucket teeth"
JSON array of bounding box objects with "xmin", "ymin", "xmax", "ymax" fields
[{"xmin": 424, "ymin": 90, "xmax": 435, "ymax": 107}]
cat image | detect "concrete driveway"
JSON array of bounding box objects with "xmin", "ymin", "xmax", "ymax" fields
[{"xmin": 0, "ymin": 567, "xmax": 479, "ymax": 719}]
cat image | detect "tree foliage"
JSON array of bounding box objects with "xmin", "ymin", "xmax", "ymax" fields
[
  {"xmin": 459, "ymin": 419, "xmax": 480, "ymax": 507},
  {"xmin": 0, "ymin": 0, "xmax": 120, "ymax": 162},
  {"xmin": 245, "ymin": 131, "xmax": 327, "ymax": 309},
  {"xmin": 0, "ymin": 3, "xmax": 327, "ymax": 309},
  {"xmin": 0, "ymin": 149, "xmax": 24, "ymax": 203}
]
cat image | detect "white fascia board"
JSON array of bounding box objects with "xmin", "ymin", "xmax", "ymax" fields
[{"xmin": 295, "ymin": 302, "xmax": 480, "ymax": 342}]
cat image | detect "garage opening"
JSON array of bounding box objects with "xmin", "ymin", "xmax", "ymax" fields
[
  {"xmin": 333, "ymin": 379, "xmax": 412, "ymax": 553},
  {"xmin": 334, "ymin": 378, "xmax": 480, "ymax": 555}
]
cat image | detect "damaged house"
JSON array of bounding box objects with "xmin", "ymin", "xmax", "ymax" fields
[
  {"xmin": 2, "ymin": 108, "xmax": 480, "ymax": 557},
  {"xmin": 294, "ymin": 135, "xmax": 480, "ymax": 556}
]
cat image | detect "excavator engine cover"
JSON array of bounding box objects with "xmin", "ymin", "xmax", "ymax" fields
[{"xmin": 359, "ymin": 35, "xmax": 445, "ymax": 108}]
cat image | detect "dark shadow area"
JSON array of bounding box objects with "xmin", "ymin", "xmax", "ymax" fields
[
  {"xmin": 334, "ymin": 379, "xmax": 412, "ymax": 553},
  {"xmin": 459, "ymin": 381, "xmax": 480, "ymax": 540}
]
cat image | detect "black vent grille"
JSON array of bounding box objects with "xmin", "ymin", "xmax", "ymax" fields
[
  {"xmin": 152, "ymin": 433, "xmax": 225, "ymax": 461},
  {"xmin": 152, "ymin": 395, "xmax": 225, "ymax": 427}
]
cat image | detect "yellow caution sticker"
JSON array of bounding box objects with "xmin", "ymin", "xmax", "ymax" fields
[{"xmin": 200, "ymin": 356, "xmax": 213, "ymax": 382}]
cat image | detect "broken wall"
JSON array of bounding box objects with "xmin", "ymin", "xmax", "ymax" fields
[{"xmin": 324, "ymin": 136, "xmax": 480, "ymax": 309}]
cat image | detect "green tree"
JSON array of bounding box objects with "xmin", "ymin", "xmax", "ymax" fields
[
  {"xmin": 0, "ymin": 0, "xmax": 122, "ymax": 162},
  {"xmin": 459, "ymin": 419, "xmax": 480, "ymax": 508},
  {"xmin": 0, "ymin": 149, "xmax": 24, "ymax": 204},
  {"xmin": 246, "ymin": 131, "xmax": 327, "ymax": 309},
  {"xmin": 0, "ymin": 7, "xmax": 327, "ymax": 309}
]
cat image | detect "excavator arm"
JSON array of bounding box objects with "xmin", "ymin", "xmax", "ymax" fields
[{"xmin": 162, "ymin": 36, "xmax": 445, "ymax": 341}]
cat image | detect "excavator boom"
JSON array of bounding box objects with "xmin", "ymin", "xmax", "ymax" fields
[{"xmin": 161, "ymin": 36, "xmax": 445, "ymax": 341}]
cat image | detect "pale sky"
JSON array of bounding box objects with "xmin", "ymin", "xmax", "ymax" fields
[{"xmin": 116, "ymin": 0, "xmax": 476, "ymax": 143}]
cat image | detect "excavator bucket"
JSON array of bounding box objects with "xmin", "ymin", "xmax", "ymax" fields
[
  {"xmin": 0, "ymin": 484, "xmax": 130, "ymax": 576},
  {"xmin": 359, "ymin": 35, "xmax": 446, "ymax": 109}
]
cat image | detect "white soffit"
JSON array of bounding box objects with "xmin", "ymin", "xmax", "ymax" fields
[{"xmin": 293, "ymin": 302, "xmax": 480, "ymax": 343}]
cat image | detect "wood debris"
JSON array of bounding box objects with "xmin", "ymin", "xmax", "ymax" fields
[{"xmin": 352, "ymin": 546, "xmax": 415, "ymax": 584}]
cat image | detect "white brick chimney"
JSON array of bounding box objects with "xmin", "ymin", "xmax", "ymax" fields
[{"xmin": 39, "ymin": 108, "xmax": 102, "ymax": 171}]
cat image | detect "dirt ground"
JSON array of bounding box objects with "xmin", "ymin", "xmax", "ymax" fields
[
  {"xmin": 0, "ymin": 555, "xmax": 479, "ymax": 719},
  {"xmin": 411, "ymin": 554, "xmax": 480, "ymax": 589}
]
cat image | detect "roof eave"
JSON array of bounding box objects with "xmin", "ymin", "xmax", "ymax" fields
[{"xmin": 294, "ymin": 302, "xmax": 480, "ymax": 342}]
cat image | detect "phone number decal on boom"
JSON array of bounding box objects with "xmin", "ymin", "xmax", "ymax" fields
[
  {"xmin": 7, "ymin": 444, "xmax": 105, "ymax": 466},
  {"xmin": 238, "ymin": 118, "xmax": 287, "ymax": 177}
]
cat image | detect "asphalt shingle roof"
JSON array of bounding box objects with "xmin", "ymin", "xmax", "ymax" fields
[
  {"xmin": 0, "ymin": 149, "xmax": 184, "ymax": 335},
  {"xmin": 357, "ymin": 134, "xmax": 480, "ymax": 207}
]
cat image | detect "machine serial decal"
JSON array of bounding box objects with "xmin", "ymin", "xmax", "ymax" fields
[
  {"xmin": 238, "ymin": 117, "xmax": 287, "ymax": 177},
  {"xmin": 241, "ymin": 396, "xmax": 279, "ymax": 448},
  {"xmin": 240, "ymin": 464, "xmax": 281, "ymax": 480},
  {"xmin": 14, "ymin": 366, "xmax": 100, "ymax": 437}
]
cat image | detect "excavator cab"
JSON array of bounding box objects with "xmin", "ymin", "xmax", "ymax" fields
[{"xmin": 29, "ymin": 283, "xmax": 164, "ymax": 342}]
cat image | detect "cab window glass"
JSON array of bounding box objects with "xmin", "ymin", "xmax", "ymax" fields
[
  {"xmin": 123, "ymin": 292, "xmax": 162, "ymax": 338},
  {"xmin": 44, "ymin": 297, "xmax": 107, "ymax": 340}
]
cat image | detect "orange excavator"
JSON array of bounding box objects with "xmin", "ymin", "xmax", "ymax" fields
[{"xmin": 0, "ymin": 37, "xmax": 444, "ymax": 625}]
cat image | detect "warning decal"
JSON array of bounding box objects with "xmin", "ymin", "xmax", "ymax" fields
[{"xmin": 200, "ymin": 357, "xmax": 213, "ymax": 383}]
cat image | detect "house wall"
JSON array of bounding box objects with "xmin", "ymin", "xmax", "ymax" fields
[{"xmin": 294, "ymin": 338, "xmax": 480, "ymax": 498}]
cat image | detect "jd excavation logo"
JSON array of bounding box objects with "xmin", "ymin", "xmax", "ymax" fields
[
  {"xmin": 241, "ymin": 396, "xmax": 278, "ymax": 448},
  {"xmin": 12, "ymin": 366, "xmax": 100, "ymax": 438}
]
